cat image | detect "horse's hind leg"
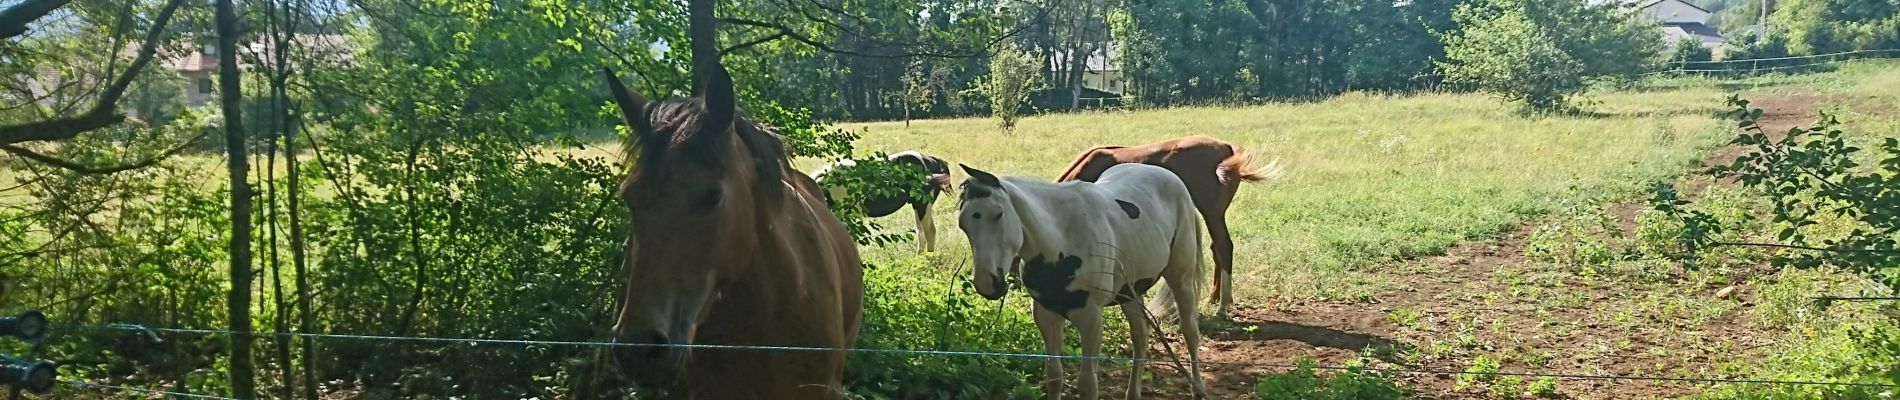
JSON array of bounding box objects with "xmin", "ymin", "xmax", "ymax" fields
[
  {"xmin": 914, "ymin": 202, "xmax": 936, "ymax": 253},
  {"xmin": 1205, "ymin": 210, "xmax": 1234, "ymax": 319},
  {"xmin": 1208, "ymin": 178, "xmax": 1243, "ymax": 319}
]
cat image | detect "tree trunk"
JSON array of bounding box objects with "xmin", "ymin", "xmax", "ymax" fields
[
  {"xmin": 1067, "ymin": 41, "xmax": 1086, "ymax": 111},
  {"xmin": 288, "ymin": 109, "xmax": 317, "ymax": 400},
  {"xmin": 261, "ymin": 4, "xmax": 292, "ymax": 396},
  {"xmin": 216, "ymin": 0, "xmax": 256, "ymax": 396}
]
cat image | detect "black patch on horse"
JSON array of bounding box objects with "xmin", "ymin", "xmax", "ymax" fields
[
  {"xmin": 1108, "ymin": 278, "xmax": 1158, "ymax": 306},
  {"xmin": 1021, "ymin": 253, "xmax": 1089, "ymax": 315},
  {"xmin": 1115, "ymin": 200, "xmax": 1141, "ymax": 219}
]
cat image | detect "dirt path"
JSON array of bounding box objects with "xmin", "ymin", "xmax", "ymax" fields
[{"xmin": 1112, "ymin": 92, "xmax": 1826, "ymax": 400}]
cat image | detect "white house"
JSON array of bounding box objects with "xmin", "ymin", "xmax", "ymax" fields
[
  {"xmin": 1049, "ymin": 44, "xmax": 1124, "ymax": 96},
  {"xmin": 1637, "ymin": 0, "xmax": 1726, "ymax": 52},
  {"xmin": 1638, "ymin": 0, "xmax": 1712, "ymax": 24},
  {"xmin": 129, "ymin": 34, "xmax": 354, "ymax": 108}
]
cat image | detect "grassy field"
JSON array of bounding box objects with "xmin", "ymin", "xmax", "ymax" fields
[
  {"xmin": 829, "ymin": 81, "xmax": 1735, "ymax": 304},
  {"xmin": 12, "ymin": 59, "xmax": 1899, "ymax": 399},
  {"xmin": 824, "ymin": 60, "xmax": 1900, "ymax": 398}
]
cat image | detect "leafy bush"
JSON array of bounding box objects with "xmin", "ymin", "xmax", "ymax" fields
[
  {"xmin": 1670, "ymin": 37, "xmax": 1714, "ymax": 66},
  {"xmin": 1254, "ymin": 358, "xmax": 1407, "ymax": 400},
  {"xmin": 1437, "ymin": 0, "xmax": 1662, "ymax": 112},
  {"xmin": 1652, "ymin": 95, "xmax": 1900, "ymax": 399},
  {"xmin": 1438, "ymin": 4, "xmax": 1582, "ymax": 112},
  {"xmin": 1657, "ymin": 95, "xmax": 1900, "ymax": 288},
  {"xmin": 975, "ymin": 43, "xmax": 1043, "ymax": 131},
  {"xmin": 846, "ymin": 257, "xmax": 1043, "ymax": 399}
]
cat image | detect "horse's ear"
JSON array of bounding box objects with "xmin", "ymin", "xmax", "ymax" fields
[
  {"xmin": 603, "ymin": 67, "xmax": 651, "ymax": 137},
  {"xmin": 698, "ymin": 62, "xmax": 736, "ymax": 134},
  {"xmin": 961, "ymin": 164, "xmax": 1002, "ymax": 188}
]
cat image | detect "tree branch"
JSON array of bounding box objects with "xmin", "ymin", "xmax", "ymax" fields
[
  {"xmin": 0, "ymin": 129, "xmax": 205, "ymax": 174},
  {"xmin": 722, "ymin": 31, "xmax": 790, "ymax": 55},
  {"xmin": 717, "ymin": 17, "xmax": 1032, "ymax": 59},
  {"xmin": 0, "ymin": 0, "xmax": 188, "ymax": 146},
  {"xmin": 0, "ymin": 0, "xmax": 70, "ymax": 40}
]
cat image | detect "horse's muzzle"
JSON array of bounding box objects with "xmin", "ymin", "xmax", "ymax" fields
[
  {"xmin": 976, "ymin": 273, "xmax": 1008, "ymax": 301},
  {"xmin": 613, "ymin": 331, "xmax": 685, "ymax": 388}
]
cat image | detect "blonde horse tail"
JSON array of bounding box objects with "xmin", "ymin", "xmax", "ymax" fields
[
  {"xmin": 1220, "ymin": 147, "xmax": 1283, "ymax": 184},
  {"xmin": 1146, "ymin": 283, "xmax": 1178, "ymax": 322}
]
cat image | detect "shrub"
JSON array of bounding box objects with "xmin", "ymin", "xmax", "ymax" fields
[
  {"xmin": 1437, "ymin": 0, "xmax": 1662, "ymax": 112},
  {"xmin": 1670, "ymin": 37, "xmax": 1714, "ymax": 66},
  {"xmin": 846, "ymin": 257, "xmax": 1043, "ymax": 399},
  {"xmin": 1438, "ymin": 4, "xmax": 1583, "ymax": 113},
  {"xmin": 975, "ymin": 43, "xmax": 1043, "ymax": 131}
]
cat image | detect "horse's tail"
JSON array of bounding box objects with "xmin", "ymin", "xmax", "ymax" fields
[
  {"xmin": 1147, "ymin": 283, "xmax": 1180, "ymax": 322},
  {"xmin": 1220, "ymin": 146, "xmax": 1283, "ymax": 184}
]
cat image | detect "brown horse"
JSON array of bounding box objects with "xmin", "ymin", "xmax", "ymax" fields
[
  {"xmin": 1056, "ymin": 135, "xmax": 1278, "ymax": 319},
  {"xmin": 604, "ymin": 1, "xmax": 862, "ymax": 397}
]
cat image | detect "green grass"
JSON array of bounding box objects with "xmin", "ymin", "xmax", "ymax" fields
[{"xmin": 829, "ymin": 83, "xmax": 1735, "ymax": 302}]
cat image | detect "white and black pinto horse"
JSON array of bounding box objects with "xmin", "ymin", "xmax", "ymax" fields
[
  {"xmin": 957, "ymin": 163, "xmax": 1208, "ymax": 400},
  {"xmin": 811, "ymin": 151, "xmax": 953, "ymax": 252}
]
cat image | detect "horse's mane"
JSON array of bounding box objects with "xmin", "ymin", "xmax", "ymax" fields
[
  {"xmin": 619, "ymin": 98, "xmax": 787, "ymax": 197},
  {"xmin": 955, "ymin": 179, "xmax": 994, "ymax": 209}
]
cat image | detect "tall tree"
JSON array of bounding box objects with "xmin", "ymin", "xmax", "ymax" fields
[{"xmin": 215, "ymin": 0, "xmax": 257, "ymax": 397}]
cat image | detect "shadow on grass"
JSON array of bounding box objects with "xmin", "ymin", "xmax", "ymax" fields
[{"xmin": 1200, "ymin": 318, "xmax": 1417, "ymax": 365}]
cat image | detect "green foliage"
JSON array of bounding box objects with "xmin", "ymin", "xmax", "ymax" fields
[
  {"xmin": 1454, "ymin": 354, "xmax": 1502, "ymax": 390},
  {"xmin": 1646, "ymin": 94, "xmax": 1900, "ymax": 399},
  {"xmin": 1770, "ymin": 0, "xmax": 1900, "ymax": 56},
  {"xmin": 1658, "ymin": 95, "xmax": 1900, "ymax": 288},
  {"xmin": 1253, "ymin": 358, "xmax": 1407, "ymax": 400},
  {"xmin": 126, "ymin": 67, "xmax": 190, "ymax": 128},
  {"xmin": 1696, "ymin": 308, "xmax": 1900, "ymax": 399},
  {"xmin": 817, "ymin": 148, "xmax": 938, "ymax": 246},
  {"xmin": 1527, "ymin": 376, "xmax": 1560, "ymax": 398},
  {"xmin": 1672, "ymin": 37, "xmax": 1715, "ymax": 65},
  {"xmin": 1438, "ymin": 3, "xmax": 1584, "ymax": 113},
  {"xmin": 1437, "ymin": 0, "xmax": 1662, "ymax": 112},
  {"xmin": 977, "ymin": 43, "xmax": 1043, "ymax": 131},
  {"xmin": 846, "ymin": 257, "xmax": 1043, "ymax": 399},
  {"xmin": 1525, "ymin": 181, "xmax": 1630, "ymax": 273},
  {"xmin": 2, "ymin": 112, "xmax": 231, "ymax": 391},
  {"xmin": 1114, "ymin": 0, "xmax": 1458, "ymax": 103}
]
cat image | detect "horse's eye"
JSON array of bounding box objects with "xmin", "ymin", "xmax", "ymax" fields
[
  {"xmin": 972, "ymin": 212, "xmax": 983, "ymax": 220},
  {"xmin": 693, "ymin": 188, "xmax": 723, "ymax": 213}
]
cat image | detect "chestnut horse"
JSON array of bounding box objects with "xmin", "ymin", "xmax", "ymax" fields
[
  {"xmin": 604, "ymin": 0, "xmax": 862, "ymax": 397},
  {"xmin": 1056, "ymin": 135, "xmax": 1279, "ymax": 319}
]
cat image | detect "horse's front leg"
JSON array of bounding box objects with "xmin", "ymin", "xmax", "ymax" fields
[
  {"xmin": 1073, "ymin": 306, "xmax": 1105, "ymax": 400},
  {"xmin": 1034, "ymin": 303, "xmax": 1067, "ymax": 400}
]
